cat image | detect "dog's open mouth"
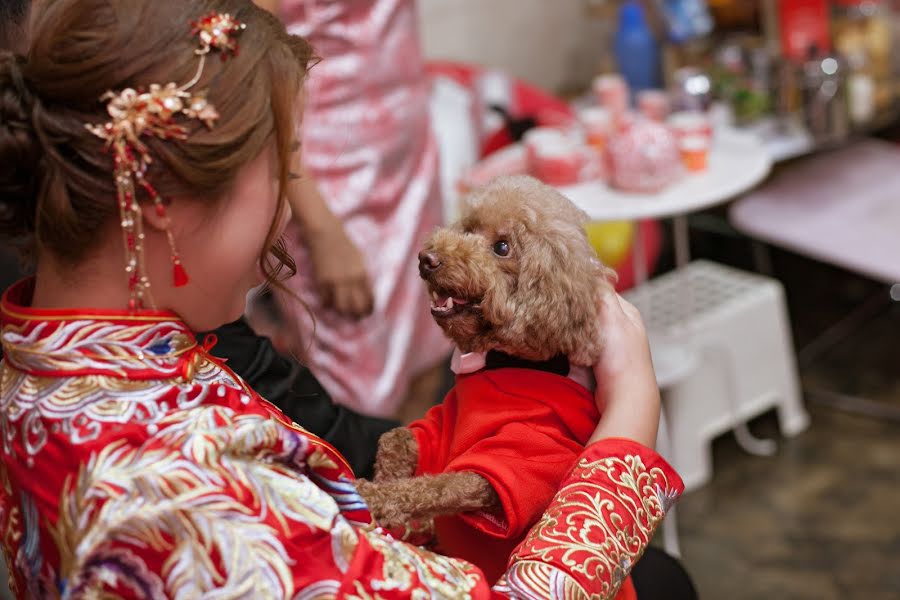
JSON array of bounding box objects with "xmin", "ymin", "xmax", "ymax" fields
[{"xmin": 430, "ymin": 290, "xmax": 477, "ymax": 317}]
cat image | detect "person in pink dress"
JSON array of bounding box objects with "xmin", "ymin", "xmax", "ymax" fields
[{"xmin": 260, "ymin": 0, "xmax": 452, "ymax": 419}]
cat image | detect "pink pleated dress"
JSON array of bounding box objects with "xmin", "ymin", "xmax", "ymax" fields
[{"xmin": 278, "ymin": 0, "xmax": 450, "ymax": 417}]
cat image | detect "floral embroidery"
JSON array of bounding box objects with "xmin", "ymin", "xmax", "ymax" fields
[
  {"xmin": 507, "ymin": 455, "xmax": 679, "ymax": 599},
  {"xmin": 52, "ymin": 406, "xmax": 344, "ymax": 598},
  {"xmin": 1, "ymin": 320, "xmax": 197, "ymax": 377},
  {"xmin": 295, "ymin": 580, "xmax": 342, "ymax": 600},
  {"xmin": 0, "ymin": 356, "xmax": 237, "ymax": 457},
  {"xmin": 0, "ymin": 462, "xmax": 21, "ymax": 599},
  {"xmin": 495, "ymin": 561, "xmax": 588, "ymax": 600},
  {"xmin": 349, "ymin": 528, "xmax": 481, "ymax": 600}
]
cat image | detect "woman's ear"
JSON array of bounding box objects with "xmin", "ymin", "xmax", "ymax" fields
[
  {"xmin": 141, "ymin": 199, "xmax": 171, "ymax": 233},
  {"xmin": 142, "ymin": 196, "xmax": 205, "ymax": 235}
]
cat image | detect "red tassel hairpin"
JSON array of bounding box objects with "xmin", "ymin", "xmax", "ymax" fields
[{"xmin": 86, "ymin": 12, "xmax": 245, "ymax": 310}]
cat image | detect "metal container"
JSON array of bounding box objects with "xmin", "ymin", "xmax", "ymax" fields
[
  {"xmin": 670, "ymin": 66, "xmax": 713, "ymax": 112},
  {"xmin": 801, "ymin": 51, "xmax": 849, "ymax": 143}
]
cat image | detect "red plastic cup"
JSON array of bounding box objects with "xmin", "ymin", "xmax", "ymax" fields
[{"xmin": 524, "ymin": 127, "xmax": 582, "ymax": 186}]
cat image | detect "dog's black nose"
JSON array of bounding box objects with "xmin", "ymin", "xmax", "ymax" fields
[{"xmin": 418, "ymin": 251, "xmax": 442, "ymax": 274}]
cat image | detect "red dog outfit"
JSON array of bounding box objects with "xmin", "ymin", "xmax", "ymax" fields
[{"xmin": 408, "ymin": 350, "xmax": 600, "ymax": 583}]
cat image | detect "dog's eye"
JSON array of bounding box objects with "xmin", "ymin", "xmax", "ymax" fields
[{"xmin": 492, "ymin": 240, "xmax": 511, "ymax": 257}]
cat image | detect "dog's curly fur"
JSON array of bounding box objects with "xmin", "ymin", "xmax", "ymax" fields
[
  {"xmin": 357, "ymin": 175, "xmax": 614, "ymax": 531},
  {"xmin": 421, "ymin": 175, "xmax": 613, "ymax": 365}
]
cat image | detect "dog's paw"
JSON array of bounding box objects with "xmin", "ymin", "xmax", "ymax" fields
[
  {"xmin": 374, "ymin": 427, "xmax": 419, "ymax": 482},
  {"xmin": 385, "ymin": 517, "xmax": 437, "ymax": 547}
]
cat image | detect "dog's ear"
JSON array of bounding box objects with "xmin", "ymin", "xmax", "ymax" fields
[
  {"xmin": 481, "ymin": 279, "xmax": 516, "ymax": 327},
  {"xmin": 571, "ymin": 260, "xmax": 617, "ymax": 366},
  {"xmin": 504, "ymin": 219, "xmax": 611, "ymax": 365}
]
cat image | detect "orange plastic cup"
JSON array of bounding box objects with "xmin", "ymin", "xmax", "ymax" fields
[{"xmin": 680, "ymin": 136, "xmax": 709, "ymax": 172}]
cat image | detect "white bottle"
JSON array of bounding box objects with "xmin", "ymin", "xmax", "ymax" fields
[{"xmin": 847, "ymin": 51, "xmax": 875, "ymax": 126}]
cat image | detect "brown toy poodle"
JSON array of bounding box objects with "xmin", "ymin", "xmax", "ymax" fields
[{"xmin": 355, "ymin": 175, "xmax": 615, "ymax": 579}]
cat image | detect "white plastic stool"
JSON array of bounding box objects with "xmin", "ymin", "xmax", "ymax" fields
[{"xmin": 627, "ymin": 260, "xmax": 810, "ymax": 492}]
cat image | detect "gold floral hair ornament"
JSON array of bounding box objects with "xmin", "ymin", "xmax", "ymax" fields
[{"xmin": 86, "ymin": 12, "xmax": 246, "ymax": 311}]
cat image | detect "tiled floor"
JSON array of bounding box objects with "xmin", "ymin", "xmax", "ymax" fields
[
  {"xmin": 678, "ymin": 406, "xmax": 900, "ymax": 599},
  {"xmin": 673, "ymin": 234, "xmax": 900, "ymax": 599}
]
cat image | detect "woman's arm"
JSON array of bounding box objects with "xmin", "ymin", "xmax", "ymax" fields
[
  {"xmin": 589, "ymin": 293, "xmax": 661, "ymax": 448},
  {"xmin": 288, "ymin": 162, "xmax": 374, "ymax": 318},
  {"xmin": 337, "ymin": 438, "xmax": 681, "ymax": 599},
  {"xmin": 254, "ymin": 0, "xmax": 374, "ymax": 318}
]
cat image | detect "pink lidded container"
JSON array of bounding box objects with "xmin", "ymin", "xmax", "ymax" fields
[{"xmin": 608, "ymin": 117, "xmax": 682, "ymax": 193}]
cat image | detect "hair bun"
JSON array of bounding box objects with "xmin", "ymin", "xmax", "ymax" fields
[{"xmin": 0, "ymin": 51, "xmax": 40, "ymax": 241}]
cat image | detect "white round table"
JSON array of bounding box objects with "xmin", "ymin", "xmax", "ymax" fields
[
  {"xmin": 558, "ymin": 128, "xmax": 772, "ymax": 222},
  {"xmin": 474, "ymin": 128, "xmax": 771, "ymax": 221},
  {"xmin": 562, "ymin": 128, "xmax": 777, "ymax": 461}
]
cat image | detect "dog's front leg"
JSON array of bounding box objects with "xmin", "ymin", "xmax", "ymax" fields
[
  {"xmin": 373, "ymin": 427, "xmax": 419, "ymax": 482},
  {"xmin": 356, "ymin": 472, "xmax": 500, "ymax": 528}
]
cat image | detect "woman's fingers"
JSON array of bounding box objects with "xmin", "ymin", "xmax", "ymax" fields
[
  {"xmin": 327, "ymin": 278, "xmax": 375, "ymax": 319},
  {"xmin": 356, "ymin": 279, "xmax": 375, "ymax": 316},
  {"xmin": 346, "ymin": 279, "xmax": 373, "ymax": 318}
]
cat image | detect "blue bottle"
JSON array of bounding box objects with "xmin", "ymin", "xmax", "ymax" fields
[{"xmin": 614, "ymin": 1, "xmax": 663, "ymax": 95}]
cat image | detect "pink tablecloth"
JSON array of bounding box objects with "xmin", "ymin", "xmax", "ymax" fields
[{"xmin": 730, "ymin": 138, "xmax": 900, "ymax": 284}]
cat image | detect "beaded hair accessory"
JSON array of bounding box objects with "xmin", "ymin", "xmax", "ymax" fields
[{"xmin": 86, "ymin": 12, "xmax": 246, "ymax": 311}]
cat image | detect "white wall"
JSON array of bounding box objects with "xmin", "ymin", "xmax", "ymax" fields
[{"xmin": 418, "ymin": 0, "xmax": 614, "ymax": 93}]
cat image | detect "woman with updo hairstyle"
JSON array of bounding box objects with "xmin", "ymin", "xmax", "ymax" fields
[{"xmin": 0, "ymin": 1, "xmax": 681, "ymax": 598}]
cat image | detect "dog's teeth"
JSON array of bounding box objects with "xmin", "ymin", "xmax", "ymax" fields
[
  {"xmin": 432, "ymin": 291, "xmax": 439, "ymax": 301},
  {"xmin": 445, "ymin": 297, "xmax": 453, "ymax": 309}
]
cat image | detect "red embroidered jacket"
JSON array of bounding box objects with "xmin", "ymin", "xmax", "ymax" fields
[{"xmin": 0, "ymin": 280, "xmax": 683, "ymax": 599}]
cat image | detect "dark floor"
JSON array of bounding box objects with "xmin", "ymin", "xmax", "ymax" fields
[
  {"xmin": 679, "ymin": 407, "xmax": 900, "ymax": 600},
  {"xmin": 673, "ymin": 220, "xmax": 900, "ymax": 600}
]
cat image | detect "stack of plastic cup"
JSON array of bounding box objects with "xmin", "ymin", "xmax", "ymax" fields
[
  {"xmin": 524, "ymin": 127, "xmax": 583, "ymax": 187},
  {"xmin": 679, "ymin": 136, "xmax": 709, "ymax": 172},
  {"xmin": 593, "ymin": 74, "xmax": 629, "ymax": 118},
  {"xmin": 667, "ymin": 111, "xmax": 713, "ymax": 141},
  {"xmin": 579, "ymin": 107, "xmax": 613, "ymax": 155},
  {"xmin": 637, "ymin": 90, "xmax": 671, "ymax": 122}
]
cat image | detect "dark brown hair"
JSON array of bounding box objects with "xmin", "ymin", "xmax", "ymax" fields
[
  {"xmin": 0, "ymin": 0, "xmax": 313, "ymax": 283},
  {"xmin": 0, "ymin": 0, "xmax": 29, "ymax": 52}
]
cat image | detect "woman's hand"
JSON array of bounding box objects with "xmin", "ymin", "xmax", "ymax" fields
[
  {"xmin": 588, "ymin": 292, "xmax": 660, "ymax": 449},
  {"xmin": 286, "ymin": 161, "xmax": 375, "ymax": 320},
  {"xmin": 305, "ymin": 214, "xmax": 375, "ymax": 319}
]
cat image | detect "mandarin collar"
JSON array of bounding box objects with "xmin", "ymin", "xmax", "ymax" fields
[{"xmin": 1, "ymin": 278, "xmax": 202, "ymax": 380}]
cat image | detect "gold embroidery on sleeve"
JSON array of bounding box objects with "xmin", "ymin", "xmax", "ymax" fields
[{"xmin": 505, "ymin": 455, "xmax": 679, "ymax": 599}]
